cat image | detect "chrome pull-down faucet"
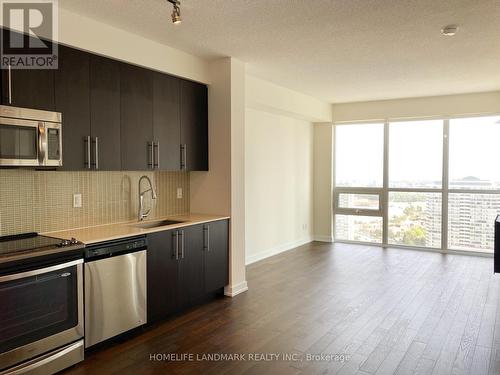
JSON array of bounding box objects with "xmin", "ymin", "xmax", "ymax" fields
[{"xmin": 138, "ymin": 175, "xmax": 157, "ymax": 221}]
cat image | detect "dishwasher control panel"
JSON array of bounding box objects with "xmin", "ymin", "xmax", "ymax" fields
[{"xmin": 85, "ymin": 237, "xmax": 147, "ymax": 260}]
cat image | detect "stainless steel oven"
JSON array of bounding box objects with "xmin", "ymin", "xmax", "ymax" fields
[
  {"xmin": 0, "ymin": 106, "xmax": 62, "ymax": 167},
  {"xmin": 0, "ymin": 259, "xmax": 84, "ymax": 374}
]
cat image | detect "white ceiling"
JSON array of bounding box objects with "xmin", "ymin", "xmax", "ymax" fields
[{"xmin": 60, "ymin": 0, "xmax": 500, "ymax": 103}]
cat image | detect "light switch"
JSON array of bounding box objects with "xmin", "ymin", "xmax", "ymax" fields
[
  {"xmin": 73, "ymin": 193, "xmax": 82, "ymax": 208},
  {"xmin": 177, "ymin": 188, "xmax": 183, "ymax": 199}
]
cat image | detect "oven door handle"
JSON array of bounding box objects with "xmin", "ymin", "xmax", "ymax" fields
[
  {"xmin": 0, "ymin": 272, "xmax": 74, "ymax": 292},
  {"xmin": 0, "ymin": 259, "xmax": 83, "ymax": 283}
]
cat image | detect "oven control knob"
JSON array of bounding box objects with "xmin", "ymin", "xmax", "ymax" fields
[
  {"xmin": 61, "ymin": 239, "xmax": 71, "ymax": 247},
  {"xmin": 70, "ymin": 238, "xmax": 78, "ymax": 245}
]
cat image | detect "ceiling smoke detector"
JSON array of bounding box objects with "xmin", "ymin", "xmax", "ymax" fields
[
  {"xmin": 167, "ymin": 0, "xmax": 182, "ymax": 24},
  {"xmin": 441, "ymin": 25, "xmax": 458, "ymax": 36}
]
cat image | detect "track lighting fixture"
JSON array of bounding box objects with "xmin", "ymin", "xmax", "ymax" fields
[{"xmin": 167, "ymin": 0, "xmax": 182, "ymax": 24}]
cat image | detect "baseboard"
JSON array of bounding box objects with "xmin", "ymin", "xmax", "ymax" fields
[
  {"xmin": 245, "ymin": 237, "xmax": 313, "ymax": 265},
  {"xmin": 313, "ymin": 235, "xmax": 334, "ymax": 242},
  {"xmin": 224, "ymin": 281, "xmax": 248, "ymax": 297}
]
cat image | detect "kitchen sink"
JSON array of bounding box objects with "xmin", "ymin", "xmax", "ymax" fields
[{"xmin": 132, "ymin": 219, "xmax": 184, "ymax": 229}]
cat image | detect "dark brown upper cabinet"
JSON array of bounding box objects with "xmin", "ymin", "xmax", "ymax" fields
[
  {"xmin": 1, "ymin": 68, "xmax": 55, "ymax": 111},
  {"xmin": 180, "ymin": 79, "xmax": 208, "ymax": 171},
  {"xmin": 152, "ymin": 72, "xmax": 180, "ymax": 171},
  {"xmin": 120, "ymin": 63, "xmax": 153, "ymax": 171},
  {"xmin": 55, "ymin": 45, "xmax": 91, "ymax": 171},
  {"xmin": 90, "ymin": 55, "xmax": 121, "ymax": 171},
  {"xmin": 0, "ymin": 27, "xmax": 209, "ymax": 172},
  {"xmin": 0, "ymin": 29, "xmax": 55, "ymax": 111}
]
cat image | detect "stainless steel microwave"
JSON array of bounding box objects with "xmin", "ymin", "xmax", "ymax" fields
[{"xmin": 0, "ymin": 105, "xmax": 62, "ymax": 167}]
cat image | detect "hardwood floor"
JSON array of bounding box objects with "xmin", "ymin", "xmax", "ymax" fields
[{"xmin": 64, "ymin": 242, "xmax": 500, "ymax": 375}]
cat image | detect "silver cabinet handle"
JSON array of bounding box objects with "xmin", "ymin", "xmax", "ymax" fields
[
  {"xmin": 178, "ymin": 230, "xmax": 185, "ymax": 259},
  {"xmin": 153, "ymin": 141, "xmax": 160, "ymax": 169},
  {"xmin": 147, "ymin": 142, "xmax": 154, "ymax": 169},
  {"xmin": 180, "ymin": 144, "xmax": 187, "ymax": 170},
  {"xmin": 84, "ymin": 136, "xmax": 91, "ymax": 169},
  {"xmin": 91, "ymin": 137, "xmax": 99, "ymax": 170},
  {"xmin": 8, "ymin": 64, "xmax": 12, "ymax": 104},
  {"xmin": 173, "ymin": 231, "xmax": 179, "ymax": 260},
  {"xmin": 203, "ymin": 225, "xmax": 210, "ymax": 252}
]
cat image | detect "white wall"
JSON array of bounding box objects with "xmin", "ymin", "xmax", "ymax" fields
[
  {"xmin": 244, "ymin": 77, "xmax": 330, "ymax": 264},
  {"xmin": 246, "ymin": 75, "xmax": 332, "ymax": 122},
  {"xmin": 333, "ymin": 91, "xmax": 500, "ymax": 122},
  {"xmin": 245, "ymin": 109, "xmax": 314, "ymax": 264}
]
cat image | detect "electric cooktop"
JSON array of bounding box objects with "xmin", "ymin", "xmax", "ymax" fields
[{"xmin": 0, "ymin": 232, "xmax": 84, "ymax": 264}]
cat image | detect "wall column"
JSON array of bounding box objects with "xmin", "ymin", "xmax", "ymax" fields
[
  {"xmin": 190, "ymin": 57, "xmax": 247, "ymax": 297},
  {"xmin": 313, "ymin": 123, "xmax": 334, "ymax": 242}
]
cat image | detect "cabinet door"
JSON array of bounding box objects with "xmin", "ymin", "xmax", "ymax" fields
[
  {"xmin": 55, "ymin": 45, "xmax": 91, "ymax": 170},
  {"xmin": 204, "ymin": 220, "xmax": 229, "ymax": 292},
  {"xmin": 120, "ymin": 64, "xmax": 153, "ymax": 171},
  {"xmin": 178, "ymin": 225, "xmax": 205, "ymax": 308},
  {"xmin": 0, "ymin": 29, "xmax": 55, "ymax": 111},
  {"xmin": 180, "ymin": 80, "xmax": 208, "ymax": 171},
  {"xmin": 2, "ymin": 68, "xmax": 55, "ymax": 111},
  {"xmin": 153, "ymin": 72, "xmax": 180, "ymax": 170},
  {"xmin": 147, "ymin": 230, "xmax": 179, "ymax": 323},
  {"xmin": 90, "ymin": 55, "xmax": 121, "ymax": 170}
]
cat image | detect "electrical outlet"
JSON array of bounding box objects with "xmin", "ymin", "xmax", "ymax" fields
[
  {"xmin": 177, "ymin": 187, "xmax": 183, "ymax": 199},
  {"xmin": 73, "ymin": 194, "xmax": 82, "ymax": 208}
]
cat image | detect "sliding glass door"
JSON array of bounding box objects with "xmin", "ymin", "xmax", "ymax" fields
[{"xmin": 333, "ymin": 115, "xmax": 500, "ymax": 253}]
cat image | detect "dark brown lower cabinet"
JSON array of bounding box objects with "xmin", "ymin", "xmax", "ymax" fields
[
  {"xmin": 147, "ymin": 220, "xmax": 229, "ymax": 324},
  {"xmin": 147, "ymin": 229, "xmax": 179, "ymax": 322},
  {"xmin": 177, "ymin": 224, "xmax": 205, "ymax": 309},
  {"xmin": 204, "ymin": 220, "xmax": 229, "ymax": 293}
]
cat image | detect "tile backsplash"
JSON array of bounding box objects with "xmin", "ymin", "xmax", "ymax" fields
[{"xmin": 0, "ymin": 170, "xmax": 190, "ymax": 236}]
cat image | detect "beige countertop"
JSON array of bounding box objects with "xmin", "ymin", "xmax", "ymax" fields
[{"xmin": 43, "ymin": 213, "xmax": 230, "ymax": 245}]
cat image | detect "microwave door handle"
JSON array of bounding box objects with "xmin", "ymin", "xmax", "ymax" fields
[{"xmin": 38, "ymin": 123, "xmax": 47, "ymax": 165}]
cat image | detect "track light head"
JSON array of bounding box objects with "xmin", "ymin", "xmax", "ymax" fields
[
  {"xmin": 441, "ymin": 24, "xmax": 458, "ymax": 36},
  {"xmin": 167, "ymin": 0, "xmax": 182, "ymax": 24}
]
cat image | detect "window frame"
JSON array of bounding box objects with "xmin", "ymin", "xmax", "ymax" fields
[{"xmin": 332, "ymin": 113, "xmax": 500, "ymax": 254}]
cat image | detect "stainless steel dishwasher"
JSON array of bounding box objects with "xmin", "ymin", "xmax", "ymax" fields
[{"xmin": 84, "ymin": 237, "xmax": 147, "ymax": 348}]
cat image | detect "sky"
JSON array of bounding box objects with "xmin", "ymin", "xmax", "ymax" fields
[{"xmin": 335, "ymin": 116, "xmax": 500, "ymax": 188}]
